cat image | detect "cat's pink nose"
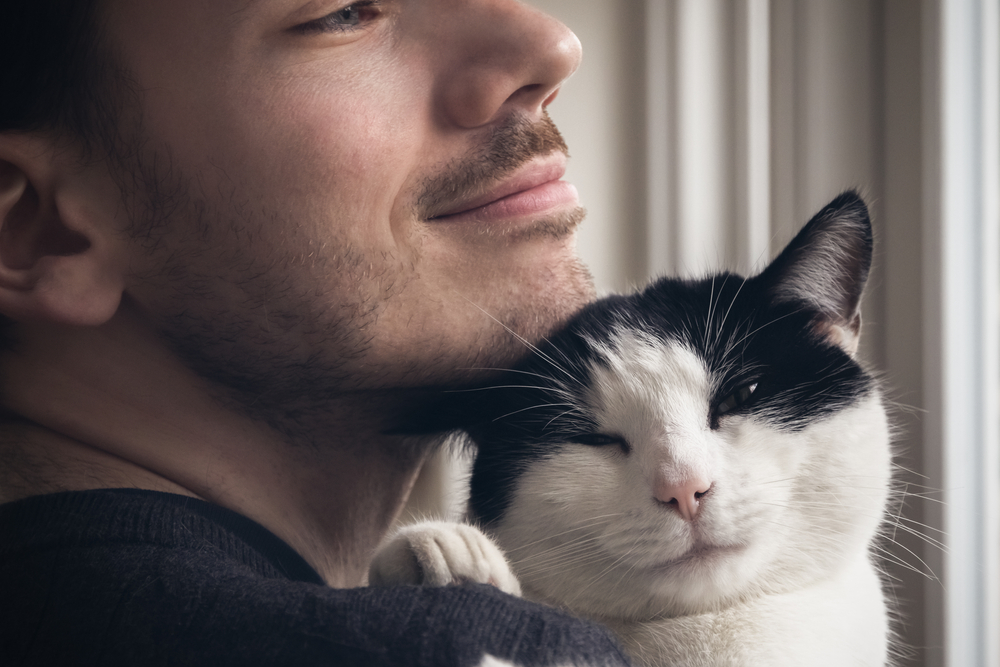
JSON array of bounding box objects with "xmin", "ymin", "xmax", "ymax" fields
[{"xmin": 654, "ymin": 478, "xmax": 713, "ymax": 521}]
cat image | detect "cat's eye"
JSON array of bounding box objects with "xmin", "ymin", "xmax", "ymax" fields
[
  {"xmin": 572, "ymin": 433, "xmax": 631, "ymax": 453},
  {"xmin": 716, "ymin": 382, "xmax": 758, "ymax": 416}
]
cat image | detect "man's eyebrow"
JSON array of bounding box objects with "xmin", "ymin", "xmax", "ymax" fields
[
  {"xmin": 230, "ymin": 0, "xmax": 311, "ymax": 21},
  {"xmin": 234, "ymin": 0, "xmax": 263, "ymax": 13},
  {"xmin": 228, "ymin": 0, "xmax": 274, "ymax": 24}
]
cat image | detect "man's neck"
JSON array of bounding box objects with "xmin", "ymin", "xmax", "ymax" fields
[{"xmin": 0, "ymin": 311, "xmax": 433, "ymax": 587}]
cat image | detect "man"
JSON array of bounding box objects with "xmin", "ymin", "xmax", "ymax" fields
[{"xmin": 0, "ymin": 0, "xmax": 631, "ymax": 665}]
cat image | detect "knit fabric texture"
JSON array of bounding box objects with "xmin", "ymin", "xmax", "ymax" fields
[{"xmin": 0, "ymin": 488, "xmax": 632, "ymax": 667}]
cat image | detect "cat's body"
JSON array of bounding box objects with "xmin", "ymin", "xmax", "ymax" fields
[{"xmin": 372, "ymin": 192, "xmax": 892, "ymax": 666}]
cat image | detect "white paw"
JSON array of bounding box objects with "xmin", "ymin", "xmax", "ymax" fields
[
  {"xmin": 369, "ymin": 520, "xmax": 522, "ymax": 597},
  {"xmin": 475, "ymin": 657, "xmax": 518, "ymax": 667}
]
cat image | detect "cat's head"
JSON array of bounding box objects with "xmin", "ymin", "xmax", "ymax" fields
[{"xmin": 457, "ymin": 191, "xmax": 891, "ymax": 621}]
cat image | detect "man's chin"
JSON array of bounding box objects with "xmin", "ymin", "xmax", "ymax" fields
[{"xmin": 461, "ymin": 256, "xmax": 594, "ymax": 378}]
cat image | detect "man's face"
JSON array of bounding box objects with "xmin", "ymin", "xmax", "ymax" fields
[{"xmin": 101, "ymin": 0, "xmax": 592, "ymax": 428}]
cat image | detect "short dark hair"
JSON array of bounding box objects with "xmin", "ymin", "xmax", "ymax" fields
[{"xmin": 2, "ymin": 0, "xmax": 132, "ymax": 154}]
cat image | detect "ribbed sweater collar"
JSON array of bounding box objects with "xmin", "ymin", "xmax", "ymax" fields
[{"xmin": 0, "ymin": 488, "xmax": 324, "ymax": 585}]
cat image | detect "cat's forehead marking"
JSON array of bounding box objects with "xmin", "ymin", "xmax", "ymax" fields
[
  {"xmin": 587, "ymin": 328, "xmax": 707, "ymax": 389},
  {"xmin": 584, "ymin": 326, "xmax": 712, "ymax": 435}
]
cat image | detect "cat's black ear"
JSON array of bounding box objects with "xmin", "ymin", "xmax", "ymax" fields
[{"xmin": 758, "ymin": 190, "xmax": 873, "ymax": 356}]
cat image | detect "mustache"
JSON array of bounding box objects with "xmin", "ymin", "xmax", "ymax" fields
[{"xmin": 415, "ymin": 112, "xmax": 569, "ymax": 219}]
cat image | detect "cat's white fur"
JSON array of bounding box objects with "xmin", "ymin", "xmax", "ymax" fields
[
  {"xmin": 372, "ymin": 327, "xmax": 892, "ymax": 666},
  {"xmin": 370, "ymin": 520, "xmax": 521, "ymax": 596}
]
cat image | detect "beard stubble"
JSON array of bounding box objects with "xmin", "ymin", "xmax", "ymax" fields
[{"xmin": 119, "ymin": 113, "xmax": 594, "ymax": 449}]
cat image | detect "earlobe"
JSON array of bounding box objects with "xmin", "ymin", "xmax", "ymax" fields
[{"xmin": 0, "ymin": 135, "xmax": 125, "ymax": 327}]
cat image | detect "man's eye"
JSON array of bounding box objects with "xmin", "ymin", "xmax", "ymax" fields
[{"xmin": 296, "ymin": 2, "xmax": 382, "ymax": 34}]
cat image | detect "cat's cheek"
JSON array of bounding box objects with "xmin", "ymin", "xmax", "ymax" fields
[{"xmin": 753, "ymin": 393, "xmax": 891, "ymax": 592}]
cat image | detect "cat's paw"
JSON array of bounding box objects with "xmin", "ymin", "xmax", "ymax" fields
[{"xmin": 369, "ymin": 521, "xmax": 522, "ymax": 596}]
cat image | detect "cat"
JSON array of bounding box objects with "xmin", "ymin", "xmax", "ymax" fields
[{"xmin": 371, "ymin": 191, "xmax": 893, "ymax": 667}]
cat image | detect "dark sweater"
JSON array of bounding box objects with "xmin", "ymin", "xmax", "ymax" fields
[{"xmin": 0, "ymin": 489, "xmax": 631, "ymax": 667}]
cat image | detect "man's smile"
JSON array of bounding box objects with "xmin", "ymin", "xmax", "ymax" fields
[{"xmin": 428, "ymin": 153, "xmax": 578, "ymax": 224}]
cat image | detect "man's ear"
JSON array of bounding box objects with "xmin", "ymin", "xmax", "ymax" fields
[{"xmin": 0, "ymin": 133, "xmax": 127, "ymax": 326}]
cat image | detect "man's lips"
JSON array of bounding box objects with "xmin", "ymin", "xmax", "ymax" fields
[{"xmin": 428, "ymin": 156, "xmax": 578, "ymax": 222}]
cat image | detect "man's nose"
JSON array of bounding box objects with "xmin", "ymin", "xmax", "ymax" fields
[{"xmin": 437, "ymin": 0, "xmax": 582, "ymax": 129}]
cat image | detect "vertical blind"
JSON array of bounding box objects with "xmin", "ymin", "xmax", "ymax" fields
[
  {"xmin": 526, "ymin": 0, "xmax": 998, "ymax": 663},
  {"xmin": 637, "ymin": 1, "xmax": 1000, "ymax": 665}
]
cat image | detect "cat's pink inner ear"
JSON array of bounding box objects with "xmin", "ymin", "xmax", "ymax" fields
[{"xmin": 813, "ymin": 312, "xmax": 862, "ymax": 357}]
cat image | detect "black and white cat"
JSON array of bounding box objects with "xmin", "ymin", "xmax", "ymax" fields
[{"xmin": 372, "ymin": 192, "xmax": 892, "ymax": 666}]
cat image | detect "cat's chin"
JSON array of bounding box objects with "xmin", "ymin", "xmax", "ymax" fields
[
  {"xmin": 640, "ymin": 551, "xmax": 762, "ymax": 618},
  {"xmin": 647, "ymin": 541, "xmax": 747, "ymax": 572},
  {"xmin": 523, "ymin": 544, "xmax": 764, "ymax": 622}
]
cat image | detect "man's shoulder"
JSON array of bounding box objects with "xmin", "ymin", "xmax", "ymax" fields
[
  {"xmin": 0, "ymin": 489, "xmax": 633, "ymax": 667},
  {"xmin": 0, "ymin": 487, "xmax": 323, "ymax": 583}
]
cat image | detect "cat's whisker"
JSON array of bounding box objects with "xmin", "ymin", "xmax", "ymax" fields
[
  {"xmin": 880, "ymin": 526, "xmax": 948, "ymax": 558},
  {"xmin": 751, "ymin": 476, "xmax": 800, "ymax": 487},
  {"xmin": 515, "ymin": 551, "xmax": 602, "ymax": 576},
  {"xmin": 890, "ymin": 481, "xmax": 947, "ymax": 503},
  {"xmin": 545, "ymin": 408, "xmax": 589, "ymax": 431},
  {"xmin": 564, "ymin": 546, "xmax": 647, "ymax": 607},
  {"xmin": 452, "ymin": 368, "xmax": 583, "ymax": 393},
  {"xmin": 883, "ymin": 514, "xmax": 947, "ymax": 541},
  {"xmin": 728, "ymin": 308, "xmax": 806, "ymax": 350},
  {"xmin": 591, "ymin": 542, "xmax": 646, "ymax": 584},
  {"xmin": 513, "ymin": 541, "xmax": 606, "ymax": 568},
  {"xmin": 893, "ymin": 490, "xmax": 946, "ymax": 504},
  {"xmin": 457, "ymin": 367, "xmax": 543, "ymax": 377},
  {"xmin": 889, "ymin": 461, "xmax": 933, "ymax": 481},
  {"xmin": 868, "ymin": 544, "xmax": 936, "ymax": 581},
  {"xmin": 703, "ymin": 274, "xmax": 718, "ymax": 351},
  {"xmin": 491, "ymin": 402, "xmax": 578, "ymax": 423},
  {"xmin": 515, "ymin": 543, "xmax": 619, "ymax": 579},
  {"xmin": 445, "ymin": 369, "xmax": 580, "ymax": 400},
  {"xmin": 501, "ymin": 514, "xmax": 627, "ymax": 553},
  {"xmin": 755, "ymin": 501, "xmax": 882, "ymax": 514},
  {"xmin": 887, "ymin": 402, "xmax": 928, "ymax": 418},
  {"xmin": 752, "ymin": 497, "xmax": 948, "ymax": 567},
  {"xmin": 716, "ymin": 273, "xmax": 752, "ymax": 352},
  {"xmin": 511, "ymin": 538, "xmax": 608, "ymax": 569},
  {"xmin": 450, "ymin": 383, "xmax": 572, "ymax": 396},
  {"xmin": 869, "ymin": 541, "xmax": 941, "ymax": 581},
  {"xmin": 518, "ymin": 552, "xmax": 613, "ymax": 578},
  {"xmin": 460, "ymin": 298, "xmax": 576, "ymax": 383},
  {"xmin": 508, "ymin": 538, "xmax": 635, "ymax": 575}
]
